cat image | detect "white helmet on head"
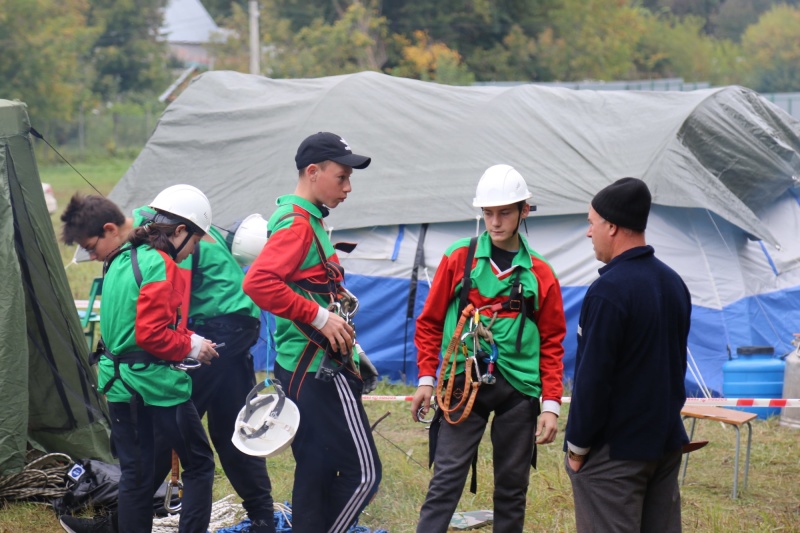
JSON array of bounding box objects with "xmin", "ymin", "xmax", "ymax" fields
[
  {"xmin": 473, "ymin": 164, "xmax": 532, "ymax": 208},
  {"xmin": 149, "ymin": 184, "xmax": 212, "ymax": 234},
  {"xmin": 229, "ymin": 214, "xmax": 268, "ymax": 266},
  {"xmin": 231, "ymin": 380, "xmax": 299, "ymax": 458}
]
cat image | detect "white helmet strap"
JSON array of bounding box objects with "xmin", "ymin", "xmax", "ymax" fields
[{"xmin": 238, "ymin": 380, "xmax": 288, "ymax": 440}]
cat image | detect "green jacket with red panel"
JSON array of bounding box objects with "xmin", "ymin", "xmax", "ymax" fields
[
  {"xmin": 98, "ymin": 245, "xmax": 194, "ymax": 406},
  {"xmin": 133, "ymin": 206, "xmax": 259, "ymax": 325},
  {"xmin": 414, "ymin": 231, "xmax": 565, "ymax": 401},
  {"xmin": 242, "ymin": 195, "xmax": 358, "ymax": 373}
]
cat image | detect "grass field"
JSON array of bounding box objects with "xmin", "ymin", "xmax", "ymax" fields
[
  {"xmin": 1, "ymin": 157, "xmax": 798, "ymax": 532},
  {"xmin": 1, "ymin": 392, "xmax": 799, "ymax": 532}
]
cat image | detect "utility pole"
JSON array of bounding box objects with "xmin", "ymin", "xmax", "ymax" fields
[{"xmin": 249, "ymin": 0, "xmax": 260, "ymax": 75}]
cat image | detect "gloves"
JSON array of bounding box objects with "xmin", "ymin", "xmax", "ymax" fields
[{"xmin": 356, "ymin": 343, "xmax": 379, "ymax": 394}]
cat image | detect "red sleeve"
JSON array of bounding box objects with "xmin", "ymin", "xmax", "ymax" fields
[
  {"xmin": 135, "ymin": 273, "xmax": 192, "ymax": 362},
  {"xmin": 414, "ymin": 248, "xmax": 468, "ymax": 379},
  {"xmin": 243, "ymin": 217, "xmax": 321, "ymax": 324},
  {"xmin": 532, "ymin": 260, "xmax": 566, "ymax": 404}
]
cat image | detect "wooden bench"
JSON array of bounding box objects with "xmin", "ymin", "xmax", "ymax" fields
[{"xmin": 680, "ymin": 405, "xmax": 757, "ymax": 499}]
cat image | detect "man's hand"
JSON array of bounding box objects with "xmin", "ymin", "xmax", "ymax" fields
[
  {"xmin": 196, "ymin": 340, "xmax": 219, "ymax": 365},
  {"xmin": 411, "ymin": 385, "xmax": 434, "ymax": 422},
  {"xmin": 535, "ymin": 411, "xmax": 558, "ymax": 444},
  {"xmin": 567, "ymin": 455, "xmax": 584, "ymax": 472},
  {"xmin": 320, "ymin": 313, "xmax": 355, "ymax": 354}
]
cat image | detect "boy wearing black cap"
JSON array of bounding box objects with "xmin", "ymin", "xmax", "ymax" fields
[
  {"xmin": 564, "ymin": 177, "xmax": 691, "ymax": 532},
  {"xmin": 243, "ymin": 132, "xmax": 381, "ymax": 533}
]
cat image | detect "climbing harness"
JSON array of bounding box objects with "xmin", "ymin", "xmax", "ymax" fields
[
  {"xmin": 268, "ymin": 211, "xmax": 361, "ymax": 396},
  {"xmin": 434, "ymin": 237, "xmax": 531, "ymax": 424},
  {"xmin": 98, "ymin": 245, "xmax": 197, "ymax": 489},
  {"xmin": 163, "ymin": 451, "xmax": 182, "ymax": 514}
]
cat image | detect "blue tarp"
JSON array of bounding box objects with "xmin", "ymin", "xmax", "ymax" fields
[{"xmin": 251, "ymin": 276, "xmax": 800, "ymax": 397}]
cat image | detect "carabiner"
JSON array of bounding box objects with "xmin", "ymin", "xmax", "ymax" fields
[
  {"xmin": 417, "ymin": 397, "xmax": 438, "ymax": 424},
  {"xmin": 171, "ymin": 357, "xmax": 202, "ymax": 371},
  {"xmin": 164, "ymin": 480, "xmax": 183, "ymax": 513}
]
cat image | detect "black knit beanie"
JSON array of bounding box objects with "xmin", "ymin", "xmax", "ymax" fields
[{"xmin": 591, "ymin": 177, "xmax": 651, "ymax": 232}]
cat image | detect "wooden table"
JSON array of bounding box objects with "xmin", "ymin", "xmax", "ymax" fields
[{"xmin": 680, "ymin": 405, "xmax": 757, "ymax": 499}]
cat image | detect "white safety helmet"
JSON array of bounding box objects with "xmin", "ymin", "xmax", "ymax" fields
[
  {"xmin": 149, "ymin": 184, "xmax": 212, "ymax": 234},
  {"xmin": 472, "ymin": 164, "xmax": 533, "ymax": 208},
  {"xmin": 231, "ymin": 380, "xmax": 299, "ymax": 458},
  {"xmin": 230, "ymin": 214, "xmax": 268, "ymax": 266}
]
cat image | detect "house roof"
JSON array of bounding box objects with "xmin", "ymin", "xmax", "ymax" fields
[{"xmin": 161, "ymin": 0, "xmax": 220, "ymax": 44}]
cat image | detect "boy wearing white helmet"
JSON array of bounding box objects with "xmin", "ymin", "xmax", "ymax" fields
[
  {"xmin": 59, "ymin": 187, "xmax": 275, "ymax": 533},
  {"xmin": 411, "ymin": 165, "xmax": 566, "ymax": 533}
]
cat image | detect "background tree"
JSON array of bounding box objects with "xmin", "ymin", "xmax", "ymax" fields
[
  {"xmin": 710, "ymin": 0, "xmax": 774, "ymax": 41},
  {"xmin": 0, "ymin": 0, "xmax": 97, "ymax": 121},
  {"xmin": 212, "ymin": 0, "xmax": 388, "ymax": 77},
  {"xmin": 389, "ymin": 30, "xmax": 475, "ymax": 85},
  {"xmin": 535, "ymin": 0, "xmax": 644, "ymax": 81},
  {"xmin": 203, "ymin": 0, "xmax": 246, "ymax": 22},
  {"xmin": 86, "ymin": 0, "xmax": 170, "ymax": 102},
  {"xmin": 741, "ymin": 4, "xmax": 800, "ymax": 93},
  {"xmin": 633, "ymin": 12, "xmax": 743, "ymax": 85}
]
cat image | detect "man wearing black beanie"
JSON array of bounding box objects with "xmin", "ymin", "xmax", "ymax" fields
[{"xmin": 564, "ymin": 177, "xmax": 692, "ymax": 532}]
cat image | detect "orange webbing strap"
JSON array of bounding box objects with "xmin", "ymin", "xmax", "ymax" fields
[
  {"xmin": 163, "ymin": 450, "xmax": 183, "ymax": 513},
  {"xmin": 170, "ymin": 450, "xmax": 180, "ymax": 487},
  {"xmin": 436, "ymin": 304, "xmax": 480, "ymax": 425}
]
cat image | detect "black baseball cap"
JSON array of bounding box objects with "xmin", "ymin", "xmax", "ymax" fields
[{"xmin": 295, "ymin": 132, "xmax": 371, "ymax": 170}]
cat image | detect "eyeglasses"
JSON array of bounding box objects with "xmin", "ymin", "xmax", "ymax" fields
[{"xmin": 83, "ymin": 235, "xmax": 104, "ymax": 255}]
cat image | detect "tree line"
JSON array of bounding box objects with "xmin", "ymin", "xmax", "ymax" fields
[{"xmin": 1, "ymin": 0, "xmax": 799, "ymax": 124}]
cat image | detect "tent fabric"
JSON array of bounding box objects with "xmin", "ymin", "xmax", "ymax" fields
[
  {"xmin": 110, "ymin": 71, "xmax": 800, "ymax": 396},
  {"xmin": 0, "ymin": 100, "xmax": 112, "ymax": 476},
  {"xmin": 111, "ymin": 70, "xmax": 799, "ymax": 246}
]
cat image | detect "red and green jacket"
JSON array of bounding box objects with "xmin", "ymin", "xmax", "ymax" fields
[
  {"xmin": 243, "ymin": 195, "xmax": 358, "ymax": 373},
  {"xmin": 98, "ymin": 245, "xmax": 193, "ymax": 406},
  {"xmin": 415, "ymin": 232, "xmax": 565, "ymax": 402},
  {"xmin": 133, "ymin": 207, "xmax": 259, "ymax": 324}
]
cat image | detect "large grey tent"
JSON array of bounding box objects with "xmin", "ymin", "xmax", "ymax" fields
[
  {"xmin": 111, "ymin": 71, "xmax": 800, "ymax": 394},
  {"xmin": 0, "ymin": 100, "xmax": 112, "ymax": 476}
]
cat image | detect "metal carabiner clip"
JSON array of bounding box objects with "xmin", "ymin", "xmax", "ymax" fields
[
  {"xmin": 171, "ymin": 357, "xmax": 202, "ymax": 371},
  {"xmin": 164, "ymin": 480, "xmax": 183, "ymax": 513},
  {"xmin": 417, "ymin": 397, "xmax": 438, "ymax": 424}
]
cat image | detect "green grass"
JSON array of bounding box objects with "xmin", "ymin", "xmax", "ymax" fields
[
  {"xmin": 2, "ymin": 384, "xmax": 799, "ymax": 532},
  {"xmin": 41, "ymin": 155, "xmax": 136, "ymax": 300}
]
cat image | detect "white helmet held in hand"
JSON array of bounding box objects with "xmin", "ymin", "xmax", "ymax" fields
[
  {"xmin": 473, "ymin": 164, "xmax": 532, "ymax": 207},
  {"xmin": 230, "ymin": 214, "xmax": 268, "ymax": 266},
  {"xmin": 149, "ymin": 184, "xmax": 212, "ymax": 234},
  {"xmin": 232, "ymin": 380, "xmax": 299, "ymax": 458}
]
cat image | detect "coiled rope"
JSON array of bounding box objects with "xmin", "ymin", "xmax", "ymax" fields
[
  {"xmin": 152, "ymin": 494, "xmax": 245, "ymax": 533},
  {"xmin": 0, "ymin": 453, "xmax": 71, "ymax": 501},
  {"xmin": 153, "ymin": 497, "xmax": 386, "ymax": 533}
]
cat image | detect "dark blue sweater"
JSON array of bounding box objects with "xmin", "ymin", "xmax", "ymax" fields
[{"xmin": 565, "ymin": 246, "xmax": 691, "ymax": 460}]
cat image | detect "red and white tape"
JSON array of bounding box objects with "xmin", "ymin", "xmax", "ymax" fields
[{"xmin": 362, "ymin": 395, "xmax": 800, "ymax": 407}]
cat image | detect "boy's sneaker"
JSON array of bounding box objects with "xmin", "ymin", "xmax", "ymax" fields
[{"xmin": 59, "ymin": 514, "xmax": 115, "ymax": 533}]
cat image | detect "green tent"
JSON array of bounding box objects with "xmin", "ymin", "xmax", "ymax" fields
[{"xmin": 0, "ymin": 99, "xmax": 112, "ymax": 476}]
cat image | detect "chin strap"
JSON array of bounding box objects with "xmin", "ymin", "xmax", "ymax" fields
[{"xmin": 171, "ymin": 229, "xmax": 195, "ymax": 259}]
